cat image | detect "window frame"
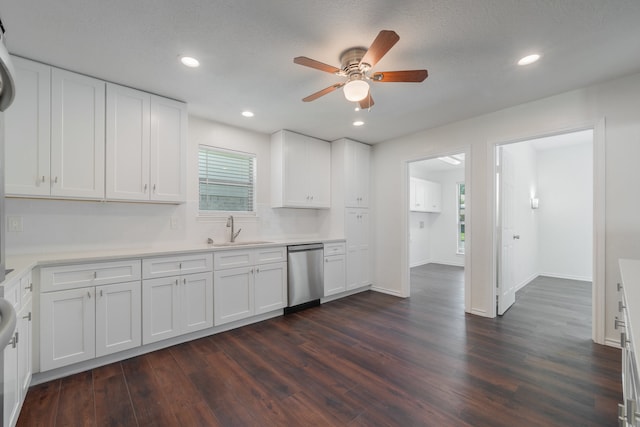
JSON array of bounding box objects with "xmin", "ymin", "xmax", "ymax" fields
[{"xmin": 197, "ymin": 145, "xmax": 257, "ymax": 217}]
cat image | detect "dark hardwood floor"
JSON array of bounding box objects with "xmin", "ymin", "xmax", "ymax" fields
[{"xmin": 18, "ymin": 264, "xmax": 621, "ymax": 426}]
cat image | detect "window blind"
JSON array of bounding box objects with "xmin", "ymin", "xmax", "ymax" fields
[{"xmin": 198, "ymin": 146, "xmax": 255, "ymax": 212}]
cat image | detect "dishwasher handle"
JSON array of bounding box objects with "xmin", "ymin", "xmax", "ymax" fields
[{"xmin": 287, "ymin": 243, "xmax": 324, "ymax": 253}]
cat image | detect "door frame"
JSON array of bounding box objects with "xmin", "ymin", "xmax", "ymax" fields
[
  {"xmin": 489, "ymin": 119, "xmax": 606, "ymax": 344},
  {"xmin": 402, "ymin": 145, "xmax": 472, "ymax": 313}
]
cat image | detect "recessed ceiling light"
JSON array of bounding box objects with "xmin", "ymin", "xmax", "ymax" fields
[
  {"xmin": 241, "ymin": 111, "xmax": 254, "ymax": 118},
  {"xmin": 180, "ymin": 56, "xmax": 200, "ymax": 68},
  {"xmin": 518, "ymin": 54, "xmax": 541, "ymax": 66},
  {"xmin": 354, "ymin": 107, "xmax": 361, "ymax": 112},
  {"xmin": 353, "ymin": 120, "xmax": 364, "ymax": 127}
]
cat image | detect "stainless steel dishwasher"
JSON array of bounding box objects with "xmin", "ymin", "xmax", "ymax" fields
[{"xmin": 285, "ymin": 243, "xmax": 324, "ymax": 313}]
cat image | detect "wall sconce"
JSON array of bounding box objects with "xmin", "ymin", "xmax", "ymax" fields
[{"xmin": 530, "ymin": 198, "xmax": 539, "ymax": 209}]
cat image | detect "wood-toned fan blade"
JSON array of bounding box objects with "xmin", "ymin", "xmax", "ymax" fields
[
  {"xmin": 294, "ymin": 56, "xmax": 341, "ymax": 74},
  {"xmin": 372, "ymin": 70, "xmax": 428, "ymax": 82},
  {"xmin": 359, "ymin": 93, "xmax": 375, "ymax": 109},
  {"xmin": 302, "ymin": 83, "xmax": 345, "ymax": 102},
  {"xmin": 359, "ymin": 30, "xmax": 400, "ymax": 68}
]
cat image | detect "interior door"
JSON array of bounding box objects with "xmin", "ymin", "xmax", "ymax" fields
[{"xmin": 497, "ymin": 146, "xmax": 517, "ymax": 315}]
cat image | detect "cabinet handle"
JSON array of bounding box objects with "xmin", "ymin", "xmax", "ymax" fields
[
  {"xmin": 153, "ymin": 184, "xmax": 156, "ymax": 192},
  {"xmin": 325, "ymin": 258, "xmax": 329, "ymax": 263},
  {"xmin": 87, "ymin": 291, "xmax": 91, "ymax": 299},
  {"xmin": 618, "ymin": 282, "xmax": 623, "ymax": 292},
  {"xmin": 23, "ymin": 312, "xmax": 32, "ymax": 321},
  {"xmin": 179, "ymin": 262, "xmax": 182, "ymax": 270},
  {"xmin": 9, "ymin": 334, "xmax": 16, "ymax": 349},
  {"xmin": 25, "ymin": 282, "xmax": 33, "ymax": 292},
  {"xmin": 183, "ymin": 278, "xmax": 186, "ymax": 285},
  {"xmin": 256, "ymin": 268, "xmax": 259, "ymax": 274},
  {"xmin": 15, "ymin": 331, "xmax": 19, "ymax": 344},
  {"xmin": 144, "ymin": 183, "xmax": 148, "ymax": 192},
  {"xmin": 53, "ymin": 176, "xmax": 58, "ymax": 184},
  {"xmin": 619, "ymin": 301, "xmax": 626, "ymax": 312},
  {"xmin": 614, "ymin": 317, "xmax": 625, "ymax": 330},
  {"xmin": 621, "ymin": 332, "xmax": 630, "ymax": 348},
  {"xmin": 100, "ymin": 289, "xmax": 103, "ymax": 297},
  {"xmin": 175, "ymin": 279, "xmax": 179, "ymax": 286}
]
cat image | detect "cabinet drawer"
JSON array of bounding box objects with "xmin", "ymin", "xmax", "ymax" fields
[
  {"xmin": 143, "ymin": 253, "xmax": 213, "ymax": 279},
  {"xmin": 214, "ymin": 250, "xmax": 253, "ymax": 270},
  {"xmin": 255, "ymin": 246, "xmax": 286, "ymax": 265},
  {"xmin": 41, "ymin": 259, "xmax": 141, "ymax": 292},
  {"xmin": 324, "ymin": 242, "xmax": 346, "ymax": 256}
]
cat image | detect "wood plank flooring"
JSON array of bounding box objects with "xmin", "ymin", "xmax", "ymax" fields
[{"xmin": 18, "ymin": 264, "xmax": 621, "ymax": 426}]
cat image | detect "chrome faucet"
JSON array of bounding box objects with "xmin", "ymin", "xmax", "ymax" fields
[{"xmin": 226, "ymin": 215, "xmax": 242, "ymax": 242}]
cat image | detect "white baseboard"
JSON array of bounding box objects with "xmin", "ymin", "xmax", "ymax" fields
[
  {"xmin": 370, "ymin": 285, "xmax": 404, "ymax": 297},
  {"xmin": 410, "ymin": 259, "xmax": 431, "ymax": 268},
  {"xmin": 321, "ymin": 285, "xmax": 371, "ymax": 303},
  {"xmin": 427, "ymin": 259, "xmax": 465, "ymax": 268},
  {"xmin": 470, "ymin": 308, "xmax": 490, "ymax": 317},
  {"xmin": 516, "ymin": 273, "xmax": 539, "ymax": 291},
  {"xmin": 538, "ymin": 272, "xmax": 592, "ymax": 282},
  {"xmin": 604, "ymin": 337, "xmax": 622, "ymax": 349}
]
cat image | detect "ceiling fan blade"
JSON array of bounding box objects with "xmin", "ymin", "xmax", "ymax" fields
[
  {"xmin": 359, "ymin": 93, "xmax": 375, "ymax": 109},
  {"xmin": 371, "ymin": 70, "xmax": 428, "ymax": 82},
  {"xmin": 359, "ymin": 30, "xmax": 400, "ymax": 69},
  {"xmin": 294, "ymin": 56, "xmax": 341, "ymax": 74},
  {"xmin": 302, "ymin": 82, "xmax": 345, "ymax": 102}
]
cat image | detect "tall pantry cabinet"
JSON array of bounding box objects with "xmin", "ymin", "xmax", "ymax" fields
[{"xmin": 330, "ymin": 139, "xmax": 372, "ymax": 290}]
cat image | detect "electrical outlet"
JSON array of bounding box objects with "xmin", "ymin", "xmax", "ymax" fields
[
  {"xmin": 7, "ymin": 216, "xmax": 23, "ymax": 232},
  {"xmin": 170, "ymin": 216, "xmax": 179, "ymax": 230}
]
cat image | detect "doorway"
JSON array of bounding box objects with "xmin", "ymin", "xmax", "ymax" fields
[
  {"xmin": 494, "ymin": 130, "xmax": 594, "ymax": 326},
  {"xmin": 408, "ymin": 152, "xmax": 467, "ymax": 302}
]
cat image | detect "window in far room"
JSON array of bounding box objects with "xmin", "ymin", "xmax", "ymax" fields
[
  {"xmin": 457, "ymin": 182, "xmax": 465, "ymax": 254},
  {"xmin": 198, "ymin": 145, "xmax": 256, "ymax": 213}
]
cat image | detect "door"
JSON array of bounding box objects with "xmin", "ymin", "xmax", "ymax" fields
[
  {"xmin": 214, "ymin": 267, "xmax": 253, "ymax": 325},
  {"xmin": 40, "ymin": 287, "xmax": 96, "ymax": 371},
  {"xmin": 96, "ymin": 281, "xmax": 142, "ymax": 357},
  {"xmin": 254, "ymin": 262, "xmax": 287, "ymax": 314},
  {"xmin": 50, "ymin": 68, "xmax": 105, "ymax": 198},
  {"xmin": 142, "ymin": 277, "xmax": 180, "ymax": 344},
  {"xmin": 106, "ymin": 83, "xmax": 151, "ymax": 201},
  {"xmin": 4, "ymin": 56, "xmax": 51, "ymax": 196},
  {"xmin": 497, "ymin": 147, "xmax": 517, "ymax": 315},
  {"xmin": 149, "ymin": 95, "xmax": 187, "ymax": 202},
  {"xmin": 181, "ymin": 272, "xmax": 213, "ymax": 334}
]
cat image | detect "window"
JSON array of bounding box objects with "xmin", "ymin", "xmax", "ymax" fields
[
  {"xmin": 457, "ymin": 182, "xmax": 465, "ymax": 254},
  {"xmin": 198, "ymin": 146, "xmax": 256, "ymax": 213}
]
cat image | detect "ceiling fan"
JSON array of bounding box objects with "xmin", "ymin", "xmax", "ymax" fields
[{"xmin": 294, "ymin": 30, "xmax": 428, "ymax": 109}]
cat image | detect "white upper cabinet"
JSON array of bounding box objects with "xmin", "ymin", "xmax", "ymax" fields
[
  {"xmin": 106, "ymin": 84, "xmax": 186, "ymax": 203},
  {"xmin": 331, "ymin": 138, "xmax": 370, "ymax": 208},
  {"xmin": 271, "ymin": 130, "xmax": 331, "ymax": 208},
  {"xmin": 149, "ymin": 95, "xmax": 187, "ymax": 202},
  {"xmin": 410, "ymin": 177, "xmax": 441, "ymax": 213},
  {"xmin": 5, "ymin": 56, "xmax": 51, "ymax": 196},
  {"xmin": 51, "ymin": 68, "xmax": 106, "ymax": 199}
]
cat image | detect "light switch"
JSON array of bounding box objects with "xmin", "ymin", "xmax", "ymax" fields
[{"xmin": 7, "ymin": 216, "xmax": 23, "ymax": 232}]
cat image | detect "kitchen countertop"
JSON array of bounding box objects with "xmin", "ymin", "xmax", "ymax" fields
[
  {"xmin": 2, "ymin": 237, "xmax": 345, "ymax": 287},
  {"xmin": 619, "ymin": 258, "xmax": 640, "ymax": 375}
]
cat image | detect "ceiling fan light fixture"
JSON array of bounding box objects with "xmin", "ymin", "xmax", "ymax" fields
[
  {"xmin": 343, "ymin": 79, "xmax": 370, "ymax": 102},
  {"xmin": 517, "ymin": 54, "xmax": 541, "ymax": 66}
]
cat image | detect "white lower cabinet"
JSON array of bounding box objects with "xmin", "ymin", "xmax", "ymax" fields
[
  {"xmin": 346, "ymin": 209, "xmax": 371, "ymax": 289},
  {"xmin": 96, "ymin": 281, "xmax": 142, "ymax": 357},
  {"xmin": 324, "ymin": 243, "xmax": 346, "ymax": 297},
  {"xmin": 214, "ymin": 247, "xmax": 287, "ymax": 326},
  {"xmin": 142, "ymin": 272, "xmax": 213, "ymax": 344}
]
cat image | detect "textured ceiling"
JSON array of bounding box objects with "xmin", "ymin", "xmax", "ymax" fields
[{"xmin": 2, "ymin": 0, "xmax": 640, "ymax": 144}]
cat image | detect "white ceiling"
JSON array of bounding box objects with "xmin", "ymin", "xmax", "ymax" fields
[{"xmin": 2, "ymin": 1, "xmax": 640, "ymax": 144}]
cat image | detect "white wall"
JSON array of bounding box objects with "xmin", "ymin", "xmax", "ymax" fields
[
  {"xmin": 5, "ymin": 116, "xmax": 329, "ymax": 254},
  {"xmin": 502, "ymin": 142, "xmax": 539, "ymax": 289},
  {"xmin": 372, "ymin": 71, "xmax": 640, "ymax": 346},
  {"xmin": 537, "ymin": 142, "xmax": 593, "ymax": 280}
]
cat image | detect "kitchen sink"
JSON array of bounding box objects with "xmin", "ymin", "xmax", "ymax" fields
[{"xmin": 211, "ymin": 240, "xmax": 274, "ymax": 247}]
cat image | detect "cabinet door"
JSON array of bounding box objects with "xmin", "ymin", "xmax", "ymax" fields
[
  {"xmin": 306, "ymin": 138, "xmax": 331, "ymax": 208},
  {"xmin": 181, "ymin": 272, "xmax": 213, "ymax": 334},
  {"xmin": 5, "ymin": 56, "xmax": 51, "ymax": 196},
  {"xmin": 214, "ymin": 267, "xmax": 253, "ymax": 325},
  {"xmin": 345, "ymin": 209, "xmax": 371, "ymax": 289},
  {"xmin": 3, "ymin": 331, "xmax": 19, "ymax": 427},
  {"xmin": 40, "ymin": 287, "xmax": 96, "ymax": 371},
  {"xmin": 17, "ymin": 299, "xmax": 33, "ymax": 400},
  {"xmin": 282, "ymin": 132, "xmax": 310, "ymax": 207},
  {"xmin": 142, "ymin": 277, "xmax": 180, "ymax": 344},
  {"xmin": 324, "ymin": 255, "xmax": 346, "ymax": 297},
  {"xmin": 149, "ymin": 95, "xmax": 187, "ymax": 202},
  {"xmin": 345, "ymin": 141, "xmax": 370, "ymax": 208},
  {"xmin": 106, "ymin": 83, "xmax": 151, "ymax": 201},
  {"xmin": 96, "ymin": 281, "xmax": 142, "ymax": 357},
  {"xmin": 424, "ymin": 180, "xmax": 442, "ymax": 212},
  {"xmin": 50, "ymin": 68, "xmax": 105, "ymax": 199},
  {"xmin": 254, "ymin": 262, "xmax": 287, "ymax": 315}
]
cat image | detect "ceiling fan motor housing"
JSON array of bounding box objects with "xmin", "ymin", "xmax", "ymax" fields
[{"xmin": 340, "ymin": 47, "xmax": 370, "ymax": 79}]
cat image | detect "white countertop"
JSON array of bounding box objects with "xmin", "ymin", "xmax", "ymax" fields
[
  {"xmin": 2, "ymin": 237, "xmax": 345, "ymax": 287},
  {"xmin": 619, "ymin": 258, "xmax": 640, "ymax": 373}
]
